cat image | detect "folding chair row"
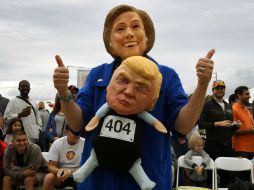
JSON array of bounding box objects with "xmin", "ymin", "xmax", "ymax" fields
[
  {"xmin": 214, "ymin": 157, "xmax": 254, "ymax": 190},
  {"xmin": 176, "ymin": 156, "xmax": 254, "ymax": 190},
  {"xmin": 176, "ymin": 155, "xmax": 215, "ymax": 189}
]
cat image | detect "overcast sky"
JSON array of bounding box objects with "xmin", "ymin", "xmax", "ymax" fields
[{"xmin": 1, "ymin": 0, "xmax": 254, "ymax": 102}]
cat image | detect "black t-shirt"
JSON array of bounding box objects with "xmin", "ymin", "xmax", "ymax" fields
[
  {"xmin": 16, "ymin": 152, "xmax": 26, "ymax": 167},
  {"xmin": 92, "ymin": 110, "xmax": 145, "ymax": 173}
]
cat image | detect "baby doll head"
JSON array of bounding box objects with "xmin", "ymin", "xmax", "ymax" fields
[
  {"xmin": 188, "ymin": 133, "xmax": 204, "ymax": 153},
  {"xmin": 106, "ymin": 56, "xmax": 162, "ymax": 115}
]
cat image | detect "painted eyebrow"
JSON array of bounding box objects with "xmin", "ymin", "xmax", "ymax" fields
[
  {"xmin": 135, "ymin": 79, "xmax": 150, "ymax": 88},
  {"xmin": 131, "ymin": 20, "xmax": 141, "ymax": 23},
  {"xmin": 119, "ymin": 70, "xmax": 150, "ymax": 83},
  {"xmin": 114, "ymin": 22, "xmax": 125, "ymax": 26},
  {"xmin": 118, "ymin": 71, "xmax": 131, "ymax": 80},
  {"xmin": 114, "ymin": 20, "xmax": 141, "ymax": 26},
  {"xmin": 117, "ymin": 70, "xmax": 150, "ymax": 87}
]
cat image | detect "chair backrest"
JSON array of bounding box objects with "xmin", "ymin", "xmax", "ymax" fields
[
  {"xmin": 214, "ymin": 157, "xmax": 254, "ymax": 189},
  {"xmin": 215, "ymin": 157, "xmax": 253, "ymax": 171},
  {"xmin": 176, "ymin": 155, "xmax": 215, "ymax": 189},
  {"xmin": 178, "ymin": 155, "xmax": 214, "ymax": 170}
]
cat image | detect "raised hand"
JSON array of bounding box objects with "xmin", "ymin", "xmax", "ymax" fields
[
  {"xmin": 57, "ymin": 169, "xmax": 71, "ymax": 182},
  {"xmin": 53, "ymin": 55, "xmax": 69, "ymax": 96},
  {"xmin": 196, "ymin": 49, "xmax": 215, "ymax": 85},
  {"xmin": 18, "ymin": 106, "xmax": 31, "ymax": 118},
  {"xmin": 214, "ymin": 120, "xmax": 232, "ymax": 127}
]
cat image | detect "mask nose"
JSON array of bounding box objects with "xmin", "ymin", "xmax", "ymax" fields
[
  {"xmin": 125, "ymin": 27, "xmax": 134, "ymax": 39},
  {"xmin": 123, "ymin": 84, "xmax": 135, "ymax": 97}
]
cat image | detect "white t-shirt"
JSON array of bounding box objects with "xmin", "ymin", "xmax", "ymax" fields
[
  {"xmin": 214, "ymin": 98, "xmax": 225, "ymax": 112},
  {"xmin": 48, "ymin": 136, "xmax": 85, "ymax": 168}
]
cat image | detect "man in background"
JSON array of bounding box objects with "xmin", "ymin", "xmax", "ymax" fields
[
  {"xmin": 68, "ymin": 85, "xmax": 79, "ymax": 102},
  {"xmin": 42, "ymin": 125, "xmax": 84, "ymax": 190},
  {"xmin": 0, "ymin": 94, "xmax": 10, "ymax": 135},
  {"xmin": 232, "ymin": 86, "xmax": 254, "ymax": 159},
  {"xmin": 4, "ymin": 80, "xmax": 42, "ymax": 144},
  {"xmin": 199, "ymin": 80, "xmax": 237, "ymax": 160},
  {"xmin": 0, "ymin": 138, "xmax": 7, "ymax": 190},
  {"xmin": 0, "ymin": 94, "xmax": 9, "ymax": 115},
  {"xmin": 199, "ymin": 80, "xmax": 239, "ymax": 187},
  {"xmin": 228, "ymin": 94, "xmax": 237, "ymax": 105},
  {"xmin": 38, "ymin": 101, "xmax": 50, "ymax": 152},
  {"xmin": 3, "ymin": 130, "xmax": 47, "ymax": 190}
]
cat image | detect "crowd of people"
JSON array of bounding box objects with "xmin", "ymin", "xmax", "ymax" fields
[
  {"xmin": 0, "ymin": 81, "xmax": 84, "ymax": 190},
  {"xmin": 0, "ymin": 3, "xmax": 253, "ymax": 190},
  {"xmin": 172, "ymin": 81, "xmax": 254, "ymax": 189},
  {"xmin": 1, "ymin": 81, "xmax": 253, "ymax": 190}
]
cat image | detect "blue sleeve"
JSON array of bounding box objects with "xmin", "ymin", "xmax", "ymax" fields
[
  {"xmin": 158, "ymin": 66, "xmax": 188, "ymax": 137},
  {"xmin": 46, "ymin": 113, "xmax": 56, "ymax": 141},
  {"xmin": 76, "ymin": 69, "xmax": 96, "ymax": 125},
  {"xmin": 45, "ymin": 113, "xmax": 52, "ymax": 132}
]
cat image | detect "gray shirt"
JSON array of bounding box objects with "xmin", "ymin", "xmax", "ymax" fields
[
  {"xmin": 54, "ymin": 114, "xmax": 65, "ymax": 136},
  {"xmin": 4, "ymin": 142, "xmax": 47, "ymax": 180},
  {"xmin": 184, "ymin": 149, "xmax": 210, "ymax": 167},
  {"xmin": 38, "ymin": 109, "xmax": 49, "ymax": 131}
]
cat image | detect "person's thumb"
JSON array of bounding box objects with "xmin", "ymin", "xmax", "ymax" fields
[
  {"xmin": 55, "ymin": 55, "xmax": 65, "ymax": 67},
  {"xmin": 205, "ymin": 49, "xmax": 215, "ymax": 59}
]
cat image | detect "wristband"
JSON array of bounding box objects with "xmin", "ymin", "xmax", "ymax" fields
[
  {"xmin": 58, "ymin": 90, "xmax": 72, "ymax": 103},
  {"xmin": 69, "ymin": 128, "xmax": 82, "ymax": 136}
]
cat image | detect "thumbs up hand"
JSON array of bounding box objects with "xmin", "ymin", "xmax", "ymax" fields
[
  {"xmin": 53, "ymin": 55, "xmax": 69, "ymax": 96},
  {"xmin": 196, "ymin": 49, "xmax": 215, "ymax": 86}
]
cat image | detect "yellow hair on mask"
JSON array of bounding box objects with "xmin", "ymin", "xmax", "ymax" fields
[{"xmin": 121, "ymin": 56, "xmax": 162, "ymax": 100}]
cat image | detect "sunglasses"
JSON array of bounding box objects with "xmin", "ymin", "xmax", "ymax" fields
[{"xmin": 214, "ymin": 86, "xmax": 225, "ymax": 90}]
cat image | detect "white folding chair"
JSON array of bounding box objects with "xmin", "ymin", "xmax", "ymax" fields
[
  {"xmin": 214, "ymin": 157, "xmax": 254, "ymax": 190},
  {"xmin": 42, "ymin": 151, "xmax": 49, "ymax": 162},
  {"xmin": 176, "ymin": 155, "xmax": 215, "ymax": 189}
]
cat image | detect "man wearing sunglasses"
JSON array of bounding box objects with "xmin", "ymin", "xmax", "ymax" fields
[{"xmin": 199, "ymin": 80, "xmax": 240, "ymax": 187}]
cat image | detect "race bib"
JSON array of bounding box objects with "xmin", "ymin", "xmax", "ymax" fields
[{"xmin": 100, "ymin": 115, "xmax": 136, "ymax": 142}]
